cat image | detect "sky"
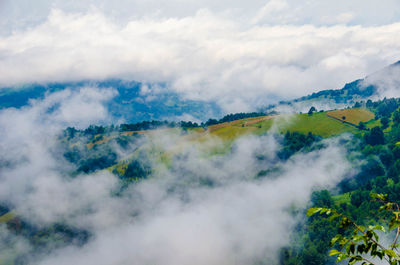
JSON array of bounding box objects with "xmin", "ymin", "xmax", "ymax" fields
[{"xmin": 1, "ymin": 0, "xmax": 400, "ymax": 112}]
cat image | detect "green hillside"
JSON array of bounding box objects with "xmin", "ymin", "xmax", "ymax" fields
[
  {"xmin": 206, "ymin": 111, "xmax": 360, "ymax": 139},
  {"xmin": 276, "ymin": 112, "xmax": 357, "ymax": 137},
  {"xmin": 2, "ymin": 97, "xmax": 399, "ymax": 265}
]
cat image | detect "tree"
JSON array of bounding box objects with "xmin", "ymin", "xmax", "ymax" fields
[
  {"xmin": 393, "ymin": 111, "xmax": 400, "ymax": 125},
  {"xmin": 123, "ymin": 160, "xmax": 150, "ymax": 180},
  {"xmin": 381, "ymin": 117, "xmax": 390, "ymax": 129},
  {"xmin": 307, "ymin": 193, "xmax": 400, "ymax": 265},
  {"xmin": 205, "ymin": 118, "xmax": 218, "ymax": 126},
  {"xmin": 365, "ymin": 126, "xmax": 385, "ymax": 146},
  {"xmin": 358, "ymin": 122, "xmax": 366, "ymax": 130},
  {"xmin": 308, "ymin": 106, "xmax": 317, "ymax": 116},
  {"xmin": 342, "ymin": 116, "xmax": 346, "ymax": 120}
]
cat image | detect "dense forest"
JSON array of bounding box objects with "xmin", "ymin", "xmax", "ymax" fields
[{"xmin": 281, "ymin": 98, "xmax": 400, "ymax": 265}]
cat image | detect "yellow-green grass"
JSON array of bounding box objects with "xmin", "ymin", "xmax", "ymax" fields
[
  {"xmin": 198, "ymin": 112, "xmax": 357, "ymax": 144},
  {"xmin": 101, "ymin": 111, "xmax": 363, "ymax": 169},
  {"xmin": 86, "ymin": 136, "xmax": 111, "ymax": 149},
  {"xmin": 207, "ymin": 116, "xmax": 272, "ymax": 132},
  {"xmin": 276, "ymin": 112, "xmax": 357, "ymax": 137},
  {"xmin": 194, "ymin": 113, "xmax": 355, "ymax": 154},
  {"xmin": 365, "ymin": 118, "xmax": 381, "ymax": 130},
  {"xmin": 190, "ymin": 126, "xmax": 251, "ymax": 155},
  {"xmin": 327, "ymin": 108, "xmax": 374, "ymax": 126},
  {"xmin": 252, "ymin": 119, "xmax": 275, "ymax": 135},
  {"xmin": 185, "ymin": 127, "xmax": 206, "ymax": 133},
  {"xmin": 204, "ymin": 116, "xmax": 274, "ymax": 138},
  {"xmin": 0, "ymin": 211, "xmax": 16, "ymax": 224},
  {"xmin": 232, "ymin": 116, "xmax": 273, "ymax": 127},
  {"xmin": 209, "ymin": 124, "xmax": 256, "ymax": 140}
]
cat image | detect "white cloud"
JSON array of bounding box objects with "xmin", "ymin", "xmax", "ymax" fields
[
  {"xmin": 0, "ymin": 86, "xmax": 118, "ymax": 226},
  {"xmin": 361, "ymin": 62, "xmax": 400, "ymax": 99},
  {"xmin": 33, "ymin": 133, "xmax": 351, "ymax": 265},
  {"xmin": 252, "ymin": 0, "xmax": 289, "ymax": 24},
  {"xmin": 1, "ymin": 8, "xmax": 400, "ymax": 112}
]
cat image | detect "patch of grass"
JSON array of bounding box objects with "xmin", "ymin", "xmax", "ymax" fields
[
  {"xmin": 210, "ymin": 125, "xmax": 256, "ymax": 140},
  {"xmin": 252, "ymin": 119, "xmax": 275, "ymax": 135},
  {"xmin": 365, "ymin": 119, "xmax": 381, "ymax": 130},
  {"xmin": 185, "ymin": 127, "xmax": 205, "ymax": 133},
  {"xmin": 0, "ymin": 211, "xmax": 16, "ymax": 224},
  {"xmin": 327, "ymin": 108, "xmax": 374, "ymax": 125},
  {"xmin": 86, "ymin": 136, "xmax": 111, "ymax": 149},
  {"xmin": 277, "ymin": 112, "xmax": 357, "ymax": 137}
]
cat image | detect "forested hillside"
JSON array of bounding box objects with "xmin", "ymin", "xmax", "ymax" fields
[{"xmin": 1, "ymin": 94, "xmax": 400, "ymax": 264}]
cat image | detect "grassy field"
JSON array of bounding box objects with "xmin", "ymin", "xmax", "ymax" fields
[
  {"xmin": 200, "ymin": 112, "xmax": 357, "ymax": 141},
  {"xmin": 209, "ymin": 123, "xmax": 256, "ymax": 140},
  {"xmin": 84, "ymin": 107, "xmax": 373, "ymax": 152},
  {"xmin": 327, "ymin": 108, "xmax": 374, "ymax": 125},
  {"xmin": 94, "ymin": 110, "xmax": 364, "ymax": 167},
  {"xmin": 275, "ymin": 112, "xmax": 357, "ymax": 137}
]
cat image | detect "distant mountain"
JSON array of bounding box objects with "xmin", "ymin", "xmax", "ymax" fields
[
  {"xmin": 0, "ymin": 80, "xmax": 221, "ymax": 123},
  {"xmin": 1, "ymin": 61, "xmax": 399, "ymax": 122},
  {"xmin": 268, "ymin": 60, "xmax": 400, "ymax": 112}
]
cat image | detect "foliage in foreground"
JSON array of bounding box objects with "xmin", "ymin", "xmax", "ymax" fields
[{"xmin": 307, "ymin": 193, "xmax": 400, "ymax": 265}]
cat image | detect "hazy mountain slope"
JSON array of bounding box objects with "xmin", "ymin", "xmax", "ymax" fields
[
  {"xmin": 1, "ymin": 61, "xmax": 399, "ymax": 124},
  {"xmin": 269, "ymin": 60, "xmax": 400, "ymax": 112},
  {"xmin": 0, "ymin": 80, "xmax": 221, "ymax": 123}
]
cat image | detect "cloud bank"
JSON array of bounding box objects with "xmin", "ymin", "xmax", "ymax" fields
[{"xmin": 1, "ymin": 7, "xmax": 400, "ymax": 112}]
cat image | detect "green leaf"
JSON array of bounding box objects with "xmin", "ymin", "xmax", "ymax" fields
[
  {"xmin": 331, "ymin": 235, "xmax": 342, "ymax": 246},
  {"xmin": 357, "ymin": 244, "xmax": 365, "ymax": 254},
  {"xmin": 306, "ymin": 207, "xmax": 322, "ymax": 217},
  {"xmin": 336, "ymin": 253, "xmax": 349, "ymax": 262},
  {"xmin": 371, "ymin": 193, "xmax": 387, "ymax": 201},
  {"xmin": 389, "ymin": 220, "xmax": 400, "ymax": 231},
  {"xmin": 329, "ymin": 249, "xmax": 341, "ymax": 256},
  {"xmin": 349, "ymin": 243, "xmax": 355, "ymax": 254},
  {"xmin": 372, "ymin": 224, "xmax": 386, "ymax": 232},
  {"xmin": 384, "ymin": 249, "xmax": 397, "ymax": 257}
]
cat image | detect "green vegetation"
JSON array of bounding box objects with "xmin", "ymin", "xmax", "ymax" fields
[
  {"xmin": 277, "ymin": 112, "xmax": 357, "ymax": 137},
  {"xmin": 281, "ymin": 98, "xmax": 400, "ymax": 265},
  {"xmin": 308, "ymin": 193, "xmax": 400, "ymax": 264},
  {"xmin": 205, "ymin": 111, "xmax": 358, "ymax": 140},
  {"xmin": 3, "ymin": 94, "xmax": 400, "ymax": 265}
]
